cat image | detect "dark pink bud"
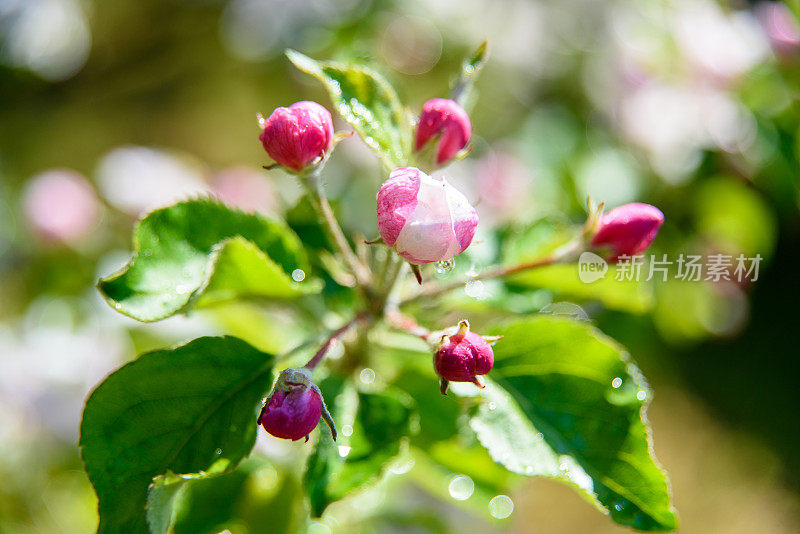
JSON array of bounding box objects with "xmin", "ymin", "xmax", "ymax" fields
[
  {"xmin": 414, "ymin": 98, "xmax": 471, "ymax": 166},
  {"xmin": 258, "ymin": 368, "xmax": 336, "ymax": 442},
  {"xmin": 591, "ymin": 202, "xmax": 664, "ymax": 261},
  {"xmin": 259, "ymin": 101, "xmax": 334, "ymax": 172},
  {"xmin": 434, "ymin": 321, "xmax": 495, "ymax": 395}
]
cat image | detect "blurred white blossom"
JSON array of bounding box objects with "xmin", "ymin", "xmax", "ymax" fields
[{"xmin": 97, "ymin": 146, "xmax": 209, "ymax": 216}]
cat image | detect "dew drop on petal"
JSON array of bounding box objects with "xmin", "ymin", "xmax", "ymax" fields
[
  {"xmin": 487, "ymin": 402, "xmax": 497, "ymax": 411},
  {"xmin": 489, "ymin": 495, "xmax": 514, "ymax": 519},
  {"xmin": 636, "ymin": 390, "xmax": 647, "ymax": 401},
  {"xmin": 291, "ymin": 269, "xmax": 305, "ymax": 282},
  {"xmin": 448, "ymin": 475, "xmax": 475, "ymax": 500},
  {"xmin": 337, "ymin": 445, "xmax": 351, "ymax": 458},
  {"xmin": 215, "ymin": 448, "xmax": 222, "ymax": 455},
  {"xmin": 435, "ymin": 258, "xmax": 455, "ymax": 274},
  {"xmin": 341, "ymin": 425, "xmax": 353, "ymax": 437},
  {"xmin": 612, "ymin": 377, "xmax": 623, "ymax": 389}
]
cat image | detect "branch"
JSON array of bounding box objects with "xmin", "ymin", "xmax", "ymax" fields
[
  {"xmin": 399, "ymin": 238, "xmax": 582, "ymax": 306},
  {"xmin": 304, "ymin": 314, "xmax": 368, "ymax": 370},
  {"xmin": 385, "ymin": 309, "xmax": 431, "ymax": 341},
  {"xmin": 302, "ymin": 174, "xmax": 372, "ymax": 290}
]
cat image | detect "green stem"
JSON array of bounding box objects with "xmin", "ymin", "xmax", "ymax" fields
[
  {"xmin": 303, "ymin": 314, "xmax": 367, "ymax": 370},
  {"xmin": 399, "ymin": 237, "xmax": 583, "ymax": 306},
  {"xmin": 302, "ymin": 172, "xmax": 372, "ymax": 292}
]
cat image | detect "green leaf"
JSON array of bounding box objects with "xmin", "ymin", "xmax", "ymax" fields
[
  {"xmin": 98, "ymin": 199, "xmax": 320, "ymax": 322},
  {"xmin": 455, "ymin": 316, "xmax": 677, "ymax": 532},
  {"xmin": 507, "ymin": 264, "xmax": 654, "ymax": 313},
  {"xmin": 500, "ymin": 218, "xmax": 653, "ymax": 313},
  {"xmin": 146, "ymin": 473, "xmax": 201, "ymax": 534},
  {"xmin": 80, "ymin": 336, "xmax": 274, "ymax": 534},
  {"xmin": 304, "ymin": 380, "xmax": 416, "ymax": 516},
  {"xmin": 286, "ymin": 49, "xmax": 411, "ymax": 169},
  {"xmin": 501, "ymin": 217, "xmax": 576, "ymax": 265}
]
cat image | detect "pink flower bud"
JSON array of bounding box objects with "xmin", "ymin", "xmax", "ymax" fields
[
  {"xmin": 434, "ymin": 321, "xmax": 495, "ymax": 394},
  {"xmin": 23, "ymin": 169, "xmax": 100, "ymax": 242},
  {"xmin": 591, "ymin": 202, "xmax": 664, "ymax": 260},
  {"xmin": 756, "ymin": 2, "xmax": 800, "ymax": 56},
  {"xmin": 259, "ymin": 101, "xmax": 334, "ymax": 172},
  {"xmin": 376, "ymin": 167, "xmax": 478, "ymax": 265},
  {"xmin": 414, "ymin": 98, "xmax": 471, "ymax": 166},
  {"xmin": 258, "ymin": 368, "xmax": 335, "ymax": 442}
]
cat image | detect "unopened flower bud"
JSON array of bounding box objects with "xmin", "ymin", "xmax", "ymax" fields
[
  {"xmin": 376, "ymin": 167, "xmax": 478, "ymax": 265},
  {"xmin": 591, "ymin": 202, "xmax": 664, "ymax": 261},
  {"xmin": 415, "ymin": 98, "xmax": 471, "ymax": 167},
  {"xmin": 258, "ymin": 368, "xmax": 336, "ymax": 442},
  {"xmin": 434, "ymin": 320, "xmax": 495, "ymax": 395},
  {"xmin": 259, "ymin": 101, "xmax": 334, "ymax": 172}
]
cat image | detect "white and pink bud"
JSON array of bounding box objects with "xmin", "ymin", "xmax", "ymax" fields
[
  {"xmin": 259, "ymin": 101, "xmax": 334, "ymax": 172},
  {"xmin": 376, "ymin": 167, "xmax": 478, "ymax": 265},
  {"xmin": 414, "ymin": 98, "xmax": 471, "ymax": 168},
  {"xmin": 591, "ymin": 202, "xmax": 664, "ymax": 261}
]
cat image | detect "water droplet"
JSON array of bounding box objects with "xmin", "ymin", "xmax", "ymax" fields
[
  {"xmin": 181, "ymin": 267, "xmax": 193, "ymax": 279},
  {"xmin": 390, "ymin": 456, "xmax": 415, "ymax": 475},
  {"xmin": 612, "ymin": 377, "xmax": 623, "ymax": 389},
  {"xmin": 525, "ymin": 466, "xmax": 534, "ymax": 474},
  {"xmin": 435, "ymin": 258, "xmax": 455, "ymax": 274},
  {"xmin": 487, "ymin": 402, "xmax": 497, "ymax": 411},
  {"xmin": 215, "ymin": 448, "xmax": 222, "ymax": 455},
  {"xmin": 342, "ymin": 425, "xmax": 353, "ymax": 437},
  {"xmin": 175, "ymin": 283, "xmax": 193, "ymax": 295},
  {"xmin": 448, "ymin": 475, "xmax": 475, "ymax": 500},
  {"xmin": 489, "ymin": 495, "xmax": 514, "ymax": 519},
  {"xmin": 360, "ymin": 368, "xmax": 375, "ymax": 384},
  {"xmin": 614, "ymin": 501, "xmax": 625, "ymax": 512},
  {"xmin": 467, "ymin": 263, "xmax": 481, "ymax": 277},
  {"xmin": 142, "ymin": 249, "xmax": 152, "ymax": 257},
  {"xmin": 636, "ymin": 390, "xmax": 647, "ymax": 401},
  {"xmin": 535, "ymin": 433, "xmax": 544, "ymax": 441},
  {"xmin": 337, "ymin": 445, "xmax": 351, "ymax": 458},
  {"xmin": 291, "ymin": 269, "xmax": 305, "ymax": 282},
  {"xmin": 465, "ymin": 280, "xmax": 489, "ymax": 299}
]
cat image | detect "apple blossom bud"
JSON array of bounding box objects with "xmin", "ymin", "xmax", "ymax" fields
[
  {"xmin": 376, "ymin": 167, "xmax": 478, "ymax": 265},
  {"xmin": 415, "ymin": 98, "xmax": 471, "ymax": 167},
  {"xmin": 591, "ymin": 202, "xmax": 664, "ymax": 260},
  {"xmin": 434, "ymin": 321, "xmax": 495, "ymax": 395},
  {"xmin": 23, "ymin": 169, "xmax": 100, "ymax": 242},
  {"xmin": 259, "ymin": 101, "xmax": 334, "ymax": 172},
  {"xmin": 258, "ymin": 368, "xmax": 336, "ymax": 442}
]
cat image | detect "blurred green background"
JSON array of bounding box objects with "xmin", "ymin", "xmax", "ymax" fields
[{"xmin": 2, "ymin": 0, "xmax": 800, "ymax": 532}]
